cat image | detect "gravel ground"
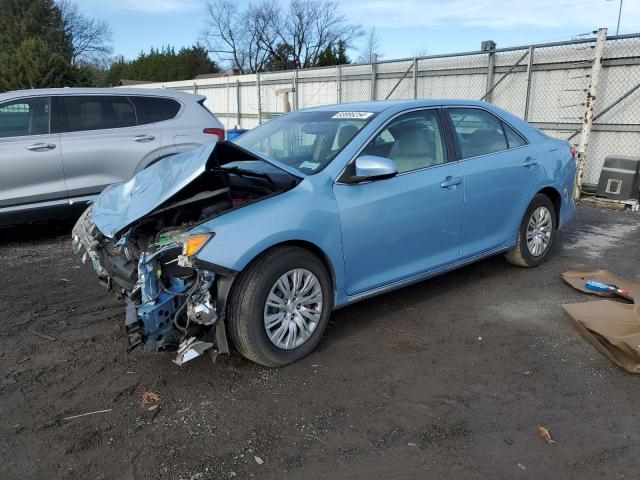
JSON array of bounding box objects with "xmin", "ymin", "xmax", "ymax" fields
[{"xmin": 1, "ymin": 203, "xmax": 639, "ymax": 480}]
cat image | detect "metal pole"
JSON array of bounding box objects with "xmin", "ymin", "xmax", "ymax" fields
[
  {"xmin": 384, "ymin": 61, "xmax": 415, "ymax": 100},
  {"xmin": 337, "ymin": 65, "xmax": 342, "ymax": 104},
  {"xmin": 193, "ymin": 82, "xmax": 198, "ymax": 94},
  {"xmin": 236, "ymin": 79, "xmax": 241, "ymax": 128},
  {"xmin": 480, "ymin": 49, "xmax": 529, "ymax": 102},
  {"xmin": 225, "ymin": 77, "xmax": 230, "ymax": 129},
  {"xmin": 576, "ymin": 27, "xmax": 607, "ymax": 199},
  {"xmin": 524, "ymin": 46, "xmax": 534, "ymax": 120},
  {"xmin": 413, "ymin": 58, "xmax": 418, "ymax": 99},
  {"xmin": 293, "ymin": 70, "xmax": 299, "ymax": 110},
  {"xmin": 256, "ymin": 73, "xmax": 262, "ymax": 124},
  {"xmin": 370, "ymin": 57, "xmax": 378, "ymax": 101},
  {"xmin": 485, "ymin": 49, "xmax": 496, "ymax": 102},
  {"xmin": 616, "ymin": 0, "xmax": 623, "ymax": 35}
]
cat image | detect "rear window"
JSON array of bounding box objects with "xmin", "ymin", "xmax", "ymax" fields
[
  {"xmin": 131, "ymin": 96, "xmax": 181, "ymax": 124},
  {"xmin": 59, "ymin": 96, "xmax": 136, "ymax": 132}
]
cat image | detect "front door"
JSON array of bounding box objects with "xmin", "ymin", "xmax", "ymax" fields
[
  {"xmin": 0, "ymin": 96, "xmax": 67, "ymax": 209},
  {"xmin": 333, "ymin": 109, "xmax": 464, "ymax": 296}
]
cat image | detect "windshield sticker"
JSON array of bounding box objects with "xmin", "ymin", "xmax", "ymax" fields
[
  {"xmin": 299, "ymin": 161, "xmax": 321, "ymax": 170},
  {"xmin": 331, "ymin": 111, "xmax": 374, "ymax": 119}
]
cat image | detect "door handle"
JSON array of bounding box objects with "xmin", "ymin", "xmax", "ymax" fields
[
  {"xmin": 522, "ymin": 157, "xmax": 538, "ymax": 168},
  {"xmin": 440, "ymin": 176, "xmax": 462, "ymax": 189},
  {"xmin": 26, "ymin": 143, "xmax": 56, "ymax": 151},
  {"xmin": 133, "ymin": 134, "xmax": 156, "ymax": 143}
]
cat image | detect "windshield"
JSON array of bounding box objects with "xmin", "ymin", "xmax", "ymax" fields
[{"xmin": 233, "ymin": 110, "xmax": 376, "ymax": 174}]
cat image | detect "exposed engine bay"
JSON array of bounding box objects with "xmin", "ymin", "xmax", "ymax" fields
[{"xmin": 72, "ymin": 142, "xmax": 300, "ymax": 365}]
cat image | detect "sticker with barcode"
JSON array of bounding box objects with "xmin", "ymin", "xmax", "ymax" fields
[
  {"xmin": 331, "ymin": 111, "xmax": 374, "ymax": 119},
  {"xmin": 299, "ymin": 161, "xmax": 321, "ymax": 170}
]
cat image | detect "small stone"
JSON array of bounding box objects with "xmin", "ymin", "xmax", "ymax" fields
[
  {"xmin": 407, "ymin": 442, "xmax": 417, "ymax": 447},
  {"xmin": 517, "ymin": 463, "xmax": 526, "ymax": 470},
  {"xmin": 254, "ymin": 456, "xmax": 264, "ymax": 465}
]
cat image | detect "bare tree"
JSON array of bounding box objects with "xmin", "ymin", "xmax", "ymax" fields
[
  {"xmin": 357, "ymin": 27, "xmax": 382, "ymax": 63},
  {"xmin": 202, "ymin": 0, "xmax": 361, "ymax": 72},
  {"xmin": 202, "ymin": 0, "xmax": 271, "ymax": 74},
  {"xmin": 58, "ymin": 0, "xmax": 113, "ymax": 65}
]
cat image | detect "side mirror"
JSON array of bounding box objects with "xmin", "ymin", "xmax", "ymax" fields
[{"xmin": 349, "ymin": 155, "xmax": 398, "ymax": 183}]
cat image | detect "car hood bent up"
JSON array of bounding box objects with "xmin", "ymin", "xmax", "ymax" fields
[{"xmin": 92, "ymin": 144, "xmax": 217, "ymax": 238}]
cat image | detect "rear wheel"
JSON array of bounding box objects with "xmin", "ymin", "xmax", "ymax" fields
[
  {"xmin": 226, "ymin": 246, "xmax": 332, "ymax": 367},
  {"xmin": 505, "ymin": 194, "xmax": 557, "ymax": 268}
]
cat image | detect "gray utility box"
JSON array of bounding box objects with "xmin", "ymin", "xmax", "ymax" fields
[{"xmin": 596, "ymin": 155, "xmax": 640, "ymax": 201}]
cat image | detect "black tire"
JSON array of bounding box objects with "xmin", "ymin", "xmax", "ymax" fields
[
  {"xmin": 226, "ymin": 246, "xmax": 333, "ymax": 367},
  {"xmin": 505, "ymin": 194, "xmax": 557, "ymax": 268}
]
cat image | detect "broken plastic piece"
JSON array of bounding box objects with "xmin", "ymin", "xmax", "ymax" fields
[{"xmin": 173, "ymin": 337, "xmax": 214, "ymax": 366}]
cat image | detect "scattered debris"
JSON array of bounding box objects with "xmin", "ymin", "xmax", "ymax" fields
[
  {"xmin": 562, "ymin": 270, "xmax": 640, "ymax": 373},
  {"xmin": 407, "ymin": 442, "xmax": 417, "ymax": 447},
  {"xmin": 517, "ymin": 463, "xmax": 526, "ymax": 470},
  {"xmin": 63, "ymin": 409, "xmax": 112, "ymax": 420},
  {"xmin": 25, "ymin": 328, "xmax": 56, "ymax": 341},
  {"xmin": 254, "ymin": 456, "xmax": 264, "ymax": 465},
  {"xmin": 60, "ymin": 278, "xmax": 71, "ymax": 283},
  {"xmin": 141, "ymin": 390, "xmax": 160, "ymax": 407},
  {"xmin": 538, "ymin": 426, "xmax": 556, "ymax": 444}
]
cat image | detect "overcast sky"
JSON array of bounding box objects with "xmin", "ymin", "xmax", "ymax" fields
[{"xmin": 78, "ymin": 0, "xmax": 638, "ymax": 62}]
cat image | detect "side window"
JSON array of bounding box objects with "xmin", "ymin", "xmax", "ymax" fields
[
  {"xmin": 448, "ymin": 108, "xmax": 508, "ymax": 159},
  {"xmin": 503, "ymin": 122, "xmax": 527, "ymax": 148},
  {"xmin": 131, "ymin": 96, "xmax": 181, "ymax": 124},
  {"xmin": 361, "ymin": 110, "xmax": 447, "ymax": 174},
  {"xmin": 0, "ymin": 97, "xmax": 50, "ymax": 138},
  {"xmin": 60, "ymin": 96, "xmax": 136, "ymax": 132}
]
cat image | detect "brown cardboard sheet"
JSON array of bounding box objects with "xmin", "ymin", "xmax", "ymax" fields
[{"xmin": 562, "ymin": 270, "xmax": 640, "ymax": 373}]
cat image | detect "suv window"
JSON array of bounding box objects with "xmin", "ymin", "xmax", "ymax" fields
[
  {"xmin": 0, "ymin": 97, "xmax": 50, "ymax": 138},
  {"xmin": 131, "ymin": 96, "xmax": 181, "ymax": 124},
  {"xmin": 448, "ymin": 108, "xmax": 510, "ymax": 159},
  {"xmin": 59, "ymin": 96, "xmax": 136, "ymax": 132},
  {"xmin": 361, "ymin": 109, "xmax": 447, "ymax": 173}
]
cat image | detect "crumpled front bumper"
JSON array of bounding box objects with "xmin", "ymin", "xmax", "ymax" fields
[{"xmin": 72, "ymin": 208, "xmax": 233, "ymax": 364}]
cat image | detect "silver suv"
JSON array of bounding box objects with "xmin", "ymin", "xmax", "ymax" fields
[{"xmin": 0, "ymin": 88, "xmax": 224, "ymax": 226}]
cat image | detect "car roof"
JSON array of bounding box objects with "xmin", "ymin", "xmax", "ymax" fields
[
  {"xmin": 0, "ymin": 87, "xmax": 203, "ymax": 103},
  {"xmin": 300, "ymin": 99, "xmax": 494, "ymax": 113}
]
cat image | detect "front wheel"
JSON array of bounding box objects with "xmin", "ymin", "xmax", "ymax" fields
[
  {"xmin": 505, "ymin": 194, "xmax": 557, "ymax": 268},
  {"xmin": 226, "ymin": 246, "xmax": 333, "ymax": 367}
]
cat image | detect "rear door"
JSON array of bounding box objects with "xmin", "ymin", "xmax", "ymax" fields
[
  {"xmin": 0, "ymin": 96, "xmax": 67, "ymax": 209},
  {"xmin": 55, "ymin": 95, "xmax": 160, "ymax": 199},
  {"xmin": 445, "ymin": 107, "xmax": 540, "ymax": 257}
]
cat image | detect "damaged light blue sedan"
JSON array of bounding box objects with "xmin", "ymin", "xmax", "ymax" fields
[{"xmin": 72, "ymin": 100, "xmax": 576, "ymax": 367}]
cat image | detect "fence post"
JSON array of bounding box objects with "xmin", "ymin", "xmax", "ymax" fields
[
  {"xmin": 370, "ymin": 58, "xmax": 378, "ymax": 101},
  {"xmin": 523, "ymin": 46, "xmax": 534, "ymax": 120},
  {"xmin": 413, "ymin": 58, "xmax": 418, "ymax": 99},
  {"xmin": 482, "ymin": 40, "xmax": 497, "ymax": 102},
  {"xmin": 193, "ymin": 82, "xmax": 198, "ymax": 95},
  {"xmin": 293, "ymin": 70, "xmax": 299, "ymax": 110},
  {"xmin": 236, "ymin": 79, "xmax": 241, "ymax": 128},
  {"xmin": 256, "ymin": 72, "xmax": 262, "ymax": 124},
  {"xmin": 225, "ymin": 77, "xmax": 230, "ymax": 129},
  {"xmin": 576, "ymin": 27, "xmax": 607, "ymax": 199},
  {"xmin": 337, "ymin": 65, "xmax": 342, "ymax": 104}
]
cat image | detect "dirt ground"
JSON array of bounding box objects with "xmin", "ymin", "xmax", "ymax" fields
[{"xmin": 1, "ymin": 203, "xmax": 639, "ymax": 480}]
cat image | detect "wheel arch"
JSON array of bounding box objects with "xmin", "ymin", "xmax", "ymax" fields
[
  {"xmin": 244, "ymin": 239, "xmax": 338, "ymax": 293},
  {"xmin": 536, "ymin": 186, "xmax": 562, "ymax": 227}
]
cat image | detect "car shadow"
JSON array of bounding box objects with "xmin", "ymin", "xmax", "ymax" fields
[{"xmin": 0, "ymin": 219, "xmax": 77, "ymax": 245}]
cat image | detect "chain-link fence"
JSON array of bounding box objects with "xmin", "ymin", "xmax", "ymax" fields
[{"xmin": 143, "ymin": 30, "xmax": 640, "ymax": 187}]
